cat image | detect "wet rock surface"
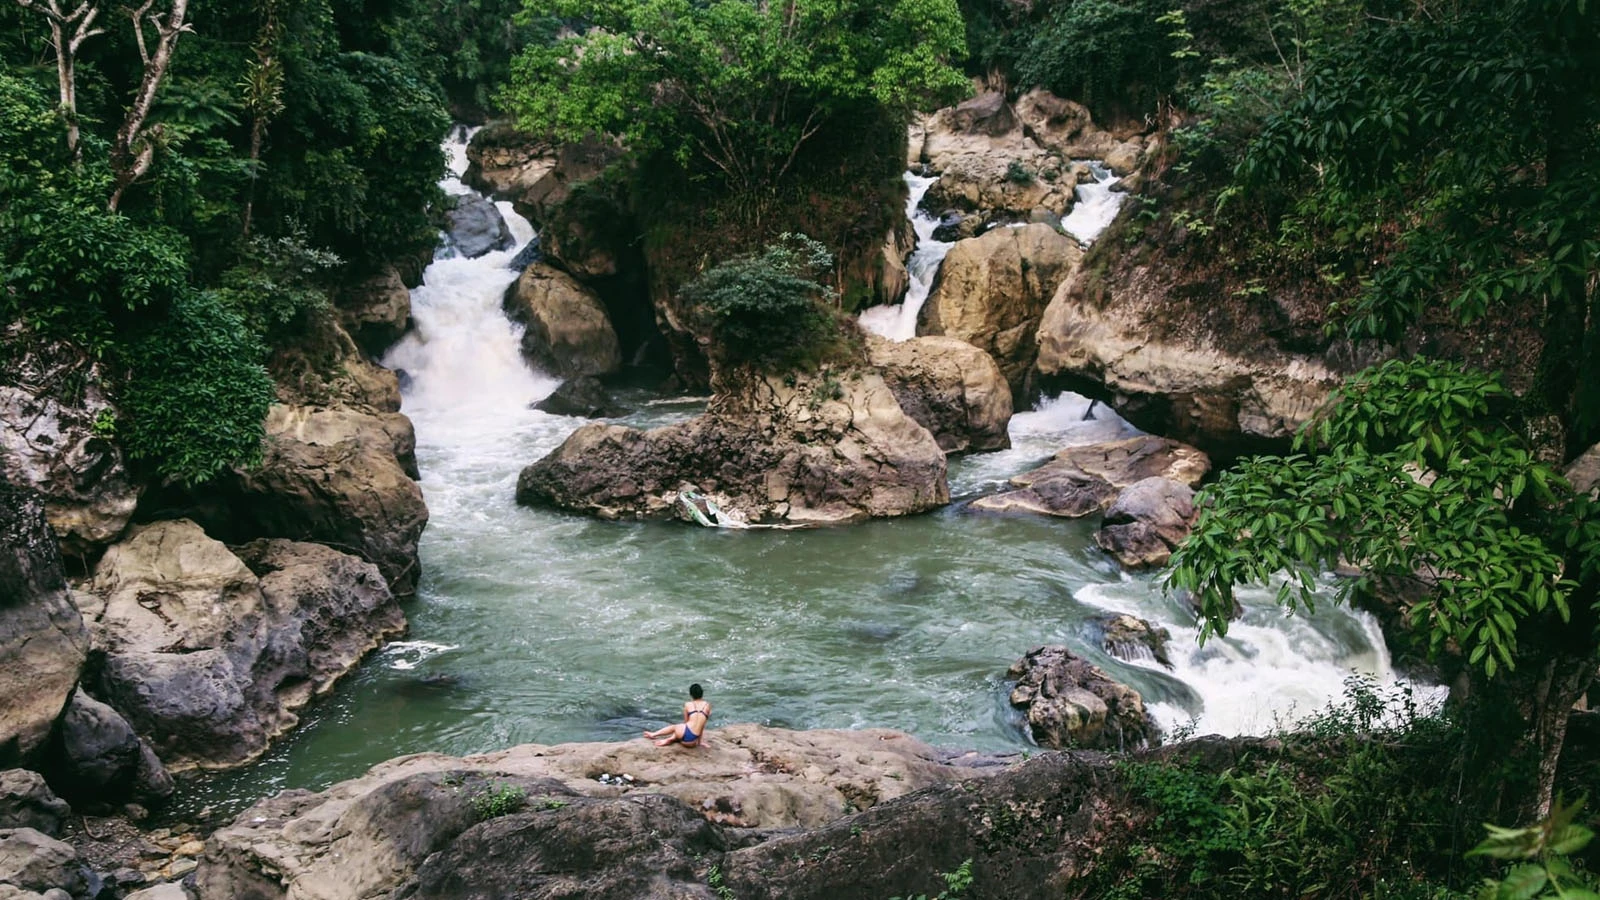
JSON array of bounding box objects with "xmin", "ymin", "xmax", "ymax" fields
[
  {"xmin": 517, "ymin": 369, "xmax": 948, "ymax": 525},
  {"xmin": 442, "ymin": 193, "xmax": 513, "ymax": 259},
  {"xmin": 531, "ymin": 376, "xmax": 626, "ymax": 419},
  {"xmin": 1099, "ymin": 614, "xmax": 1173, "ymax": 668},
  {"xmin": 501, "ymin": 263, "xmax": 622, "ymax": 379},
  {"xmin": 1006, "ymin": 645, "xmax": 1157, "ymax": 751},
  {"xmin": 865, "ymin": 335, "xmax": 1012, "ymax": 454},
  {"xmin": 971, "ymin": 435, "xmax": 1209, "ymax": 518}
]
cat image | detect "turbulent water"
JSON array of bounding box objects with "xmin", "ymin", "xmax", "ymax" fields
[
  {"xmin": 175, "ymin": 139, "xmax": 1431, "ymax": 818},
  {"xmin": 1061, "ymin": 161, "xmax": 1128, "ymax": 245},
  {"xmin": 858, "ymin": 172, "xmax": 954, "ymax": 341}
]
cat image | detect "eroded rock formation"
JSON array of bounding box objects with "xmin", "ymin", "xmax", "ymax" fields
[
  {"xmin": 971, "ymin": 434, "xmax": 1209, "ymax": 518},
  {"xmin": 866, "ymin": 335, "xmax": 1012, "ymax": 454},
  {"xmin": 1094, "ymin": 477, "xmax": 1199, "ymax": 569},
  {"xmin": 1006, "ymin": 645, "xmax": 1157, "ymax": 751},
  {"xmin": 502, "ymin": 263, "xmax": 622, "ymax": 379}
]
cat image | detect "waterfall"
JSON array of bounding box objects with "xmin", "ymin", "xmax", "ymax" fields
[
  {"xmin": 857, "ymin": 172, "xmax": 956, "ymax": 341},
  {"xmin": 1061, "ymin": 161, "xmax": 1127, "ymax": 245}
]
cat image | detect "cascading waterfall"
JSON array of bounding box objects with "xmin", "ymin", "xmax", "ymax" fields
[
  {"xmin": 1061, "ymin": 161, "xmax": 1127, "ymax": 245},
  {"xmin": 175, "ymin": 132, "xmax": 1437, "ymax": 818},
  {"xmin": 858, "ymin": 172, "xmax": 954, "ymax": 341}
]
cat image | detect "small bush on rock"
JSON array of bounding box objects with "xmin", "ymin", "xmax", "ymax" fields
[
  {"xmin": 685, "ymin": 233, "xmax": 843, "ymax": 374},
  {"xmin": 469, "ymin": 783, "xmax": 527, "ymax": 820}
]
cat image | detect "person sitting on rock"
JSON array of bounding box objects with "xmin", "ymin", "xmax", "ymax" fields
[{"xmin": 644, "ymin": 683, "xmax": 711, "ymax": 748}]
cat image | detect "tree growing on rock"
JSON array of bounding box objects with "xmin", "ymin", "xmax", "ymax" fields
[
  {"xmin": 502, "ymin": 0, "xmax": 969, "ymax": 195},
  {"xmin": 683, "ymin": 232, "xmax": 844, "ymax": 375}
]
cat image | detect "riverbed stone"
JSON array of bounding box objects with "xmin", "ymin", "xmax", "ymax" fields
[
  {"xmin": 1094, "ymin": 477, "xmax": 1198, "ymax": 569},
  {"xmin": 442, "ymin": 193, "xmax": 514, "ymax": 259},
  {"xmin": 0, "ymin": 483, "xmax": 89, "ymax": 768},
  {"xmin": 922, "ymin": 224, "xmax": 1083, "ymax": 398},
  {"xmin": 971, "ymin": 435, "xmax": 1209, "ymax": 518},
  {"xmin": 532, "ymin": 376, "xmax": 625, "ymax": 419},
  {"xmin": 0, "ymin": 774, "xmax": 67, "ymax": 838},
  {"xmin": 502, "ymin": 263, "xmax": 622, "ymax": 379},
  {"xmin": 195, "ymin": 725, "xmax": 980, "ymax": 900},
  {"xmin": 48, "ymin": 689, "xmax": 172, "ymax": 808},
  {"xmin": 0, "ymin": 829, "xmax": 82, "ymax": 897},
  {"xmin": 80, "ymin": 521, "xmax": 404, "ymax": 770},
  {"xmin": 1099, "ymin": 614, "xmax": 1173, "ymax": 668},
  {"xmin": 865, "ymin": 335, "xmax": 1012, "ymax": 454},
  {"xmin": 517, "ymin": 367, "xmax": 948, "ymax": 525},
  {"xmin": 1006, "ymin": 645, "xmax": 1156, "ymax": 751}
]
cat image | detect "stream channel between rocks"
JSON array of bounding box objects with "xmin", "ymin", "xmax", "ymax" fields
[{"xmin": 174, "ymin": 135, "xmax": 1432, "ymax": 820}]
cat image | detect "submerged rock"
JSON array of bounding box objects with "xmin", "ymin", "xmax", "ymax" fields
[
  {"xmin": 1006, "ymin": 645, "xmax": 1157, "ymax": 751},
  {"xmin": 79, "ymin": 521, "xmax": 404, "ymax": 770},
  {"xmin": 971, "ymin": 435, "xmax": 1209, "ymax": 518},
  {"xmin": 866, "ymin": 335, "xmax": 1012, "ymax": 454},
  {"xmin": 196, "ymin": 725, "xmax": 978, "ymax": 900},
  {"xmin": 1094, "ymin": 477, "xmax": 1198, "ymax": 569},
  {"xmin": 0, "ymin": 483, "xmax": 89, "ymax": 767},
  {"xmin": 1099, "ymin": 614, "xmax": 1173, "ymax": 668},
  {"xmin": 532, "ymin": 376, "xmax": 626, "ymax": 418},
  {"xmin": 516, "ymin": 368, "xmax": 948, "ymax": 525},
  {"xmin": 502, "ymin": 263, "xmax": 622, "ymax": 379},
  {"xmin": 922, "ymin": 224, "xmax": 1083, "ymax": 398}
]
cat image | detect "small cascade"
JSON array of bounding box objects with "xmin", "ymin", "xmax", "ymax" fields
[
  {"xmin": 858, "ymin": 172, "xmax": 957, "ymax": 341},
  {"xmin": 1061, "ymin": 161, "xmax": 1128, "ymax": 245}
]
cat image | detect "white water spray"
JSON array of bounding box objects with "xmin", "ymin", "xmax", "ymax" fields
[
  {"xmin": 858, "ymin": 172, "xmax": 957, "ymax": 341},
  {"xmin": 1061, "ymin": 161, "xmax": 1128, "ymax": 246}
]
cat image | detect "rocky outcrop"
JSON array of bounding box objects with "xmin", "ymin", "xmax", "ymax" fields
[
  {"xmin": 0, "ymin": 773, "xmax": 68, "ymax": 838},
  {"xmin": 188, "ymin": 405, "xmax": 427, "ymax": 596},
  {"xmin": 442, "ymin": 194, "xmax": 513, "ymax": 260},
  {"xmin": 971, "ymin": 435, "xmax": 1209, "ymax": 517},
  {"xmin": 0, "ymin": 828, "xmax": 84, "ymax": 897},
  {"xmin": 1035, "ymin": 255, "xmax": 1360, "ymax": 456},
  {"xmin": 532, "ymin": 376, "xmax": 625, "ymax": 419},
  {"xmin": 912, "ymin": 92, "xmax": 1080, "ymax": 227},
  {"xmin": 1099, "ymin": 614, "xmax": 1173, "ymax": 668},
  {"xmin": 502, "ymin": 264, "xmax": 623, "ymax": 379},
  {"xmin": 195, "ymin": 725, "xmax": 983, "ymax": 900},
  {"xmin": 0, "ymin": 336, "xmax": 139, "ymax": 558},
  {"xmin": 865, "ymin": 335, "xmax": 1012, "ymax": 454},
  {"xmin": 1094, "ymin": 477, "xmax": 1198, "ymax": 569},
  {"xmin": 334, "ymin": 265, "xmax": 412, "ymax": 359},
  {"xmin": 1013, "ymin": 89, "xmax": 1152, "ymax": 174},
  {"xmin": 0, "ymin": 483, "xmax": 89, "ymax": 768},
  {"xmin": 922, "ymin": 223, "xmax": 1083, "ymax": 397},
  {"xmin": 46, "ymin": 690, "xmax": 171, "ymax": 808},
  {"xmin": 1006, "ymin": 645, "xmax": 1156, "ymax": 751},
  {"xmin": 517, "ymin": 369, "xmax": 948, "ymax": 525},
  {"xmin": 78, "ymin": 520, "xmax": 403, "ymax": 770},
  {"xmin": 464, "ymin": 126, "xmax": 619, "ymax": 229}
]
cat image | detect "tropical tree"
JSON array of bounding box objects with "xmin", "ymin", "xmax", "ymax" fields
[{"xmin": 502, "ymin": 0, "xmax": 969, "ymax": 194}]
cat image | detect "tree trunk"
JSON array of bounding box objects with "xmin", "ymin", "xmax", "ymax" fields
[
  {"xmin": 1530, "ymin": 654, "xmax": 1596, "ymax": 820},
  {"xmin": 108, "ymin": 0, "xmax": 189, "ymax": 211}
]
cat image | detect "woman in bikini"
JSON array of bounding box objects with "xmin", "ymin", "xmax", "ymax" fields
[{"xmin": 644, "ymin": 683, "xmax": 711, "ymax": 747}]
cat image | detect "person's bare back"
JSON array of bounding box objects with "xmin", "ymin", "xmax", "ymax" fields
[{"xmin": 644, "ymin": 683, "xmax": 711, "ymax": 747}]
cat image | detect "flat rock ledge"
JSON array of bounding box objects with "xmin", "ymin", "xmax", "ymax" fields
[
  {"xmin": 196, "ymin": 725, "xmax": 994, "ymax": 900},
  {"xmin": 970, "ymin": 434, "xmax": 1209, "ymax": 518}
]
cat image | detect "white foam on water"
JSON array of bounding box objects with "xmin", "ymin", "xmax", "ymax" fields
[
  {"xmin": 857, "ymin": 172, "xmax": 957, "ymax": 341},
  {"xmin": 1061, "ymin": 161, "xmax": 1128, "ymax": 245},
  {"xmin": 382, "ymin": 640, "xmax": 461, "ymax": 670}
]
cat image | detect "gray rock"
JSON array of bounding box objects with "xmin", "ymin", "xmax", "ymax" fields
[
  {"xmin": 335, "ymin": 265, "xmax": 411, "ymax": 358},
  {"xmin": 532, "ymin": 377, "xmax": 625, "ymax": 419},
  {"xmin": 1094, "ymin": 476, "xmax": 1198, "ymax": 569},
  {"xmin": 80, "ymin": 522, "xmax": 405, "ymax": 770},
  {"xmin": 1099, "ymin": 614, "xmax": 1173, "ymax": 668},
  {"xmin": 124, "ymin": 884, "xmax": 190, "ymax": 900},
  {"xmin": 972, "ymin": 435, "xmax": 1208, "ymax": 518},
  {"xmin": 1006, "ymin": 645, "xmax": 1156, "ymax": 751},
  {"xmin": 866, "ymin": 335, "xmax": 1012, "ymax": 455},
  {"xmin": 0, "ymin": 483, "xmax": 89, "ymax": 766},
  {"xmin": 442, "ymin": 194, "xmax": 514, "ymax": 260},
  {"xmin": 50, "ymin": 690, "xmax": 172, "ymax": 807},
  {"xmin": 0, "ymin": 829, "xmax": 82, "ymax": 896},
  {"xmin": 0, "ymin": 773, "xmax": 67, "ymax": 837}
]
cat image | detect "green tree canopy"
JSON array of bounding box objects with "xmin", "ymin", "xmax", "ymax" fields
[{"xmin": 503, "ymin": 0, "xmax": 969, "ymax": 192}]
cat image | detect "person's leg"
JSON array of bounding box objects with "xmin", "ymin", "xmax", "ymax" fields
[
  {"xmin": 653, "ymin": 724, "xmax": 687, "ymax": 746},
  {"xmin": 643, "ymin": 725, "xmax": 673, "ymax": 739}
]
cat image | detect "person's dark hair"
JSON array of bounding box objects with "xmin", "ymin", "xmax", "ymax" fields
[{"xmin": 689, "ymin": 683, "xmax": 703, "ymax": 699}]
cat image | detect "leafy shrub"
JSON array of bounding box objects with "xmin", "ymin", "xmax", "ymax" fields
[
  {"xmin": 685, "ymin": 233, "xmax": 841, "ymax": 373},
  {"xmin": 117, "ymin": 291, "xmax": 275, "ymax": 486},
  {"xmin": 470, "ymin": 783, "xmax": 527, "ymax": 820},
  {"xmin": 212, "ymin": 232, "xmax": 342, "ymax": 349},
  {"xmin": 1004, "ymin": 160, "xmax": 1034, "ymax": 184}
]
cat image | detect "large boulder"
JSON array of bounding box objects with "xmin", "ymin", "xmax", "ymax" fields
[
  {"xmin": 47, "ymin": 689, "xmax": 172, "ymax": 808},
  {"xmin": 185, "ymin": 406, "xmax": 427, "ymax": 596},
  {"xmin": 502, "ymin": 264, "xmax": 623, "ymax": 379},
  {"xmin": 335, "ymin": 264, "xmax": 412, "ymax": 358},
  {"xmin": 0, "ymin": 483, "xmax": 89, "ymax": 767},
  {"xmin": 0, "ymin": 828, "xmax": 82, "ymax": 897},
  {"xmin": 1006, "ymin": 645, "xmax": 1156, "ymax": 751},
  {"xmin": 442, "ymin": 193, "xmax": 513, "ymax": 260},
  {"xmin": 517, "ymin": 368, "xmax": 949, "ymax": 525},
  {"xmin": 195, "ymin": 725, "xmax": 980, "ymax": 900},
  {"xmin": 1094, "ymin": 477, "xmax": 1198, "ymax": 569},
  {"xmin": 1035, "ymin": 258, "xmax": 1358, "ymax": 456},
  {"xmin": 464, "ymin": 126, "xmax": 619, "ymax": 228},
  {"xmin": 913, "ymin": 93, "xmax": 1079, "ymax": 224},
  {"xmin": 532, "ymin": 376, "xmax": 625, "ymax": 419},
  {"xmin": 0, "ymin": 773, "xmax": 68, "ymax": 838},
  {"xmin": 79, "ymin": 521, "xmax": 403, "ymax": 770},
  {"xmin": 1098, "ymin": 614, "xmax": 1173, "ymax": 669},
  {"xmin": 971, "ymin": 435, "xmax": 1209, "ymax": 517},
  {"xmin": 865, "ymin": 335, "xmax": 1012, "ymax": 454},
  {"xmin": 922, "ymin": 224, "xmax": 1083, "ymax": 398},
  {"xmin": 0, "ymin": 335, "xmax": 140, "ymax": 557}
]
